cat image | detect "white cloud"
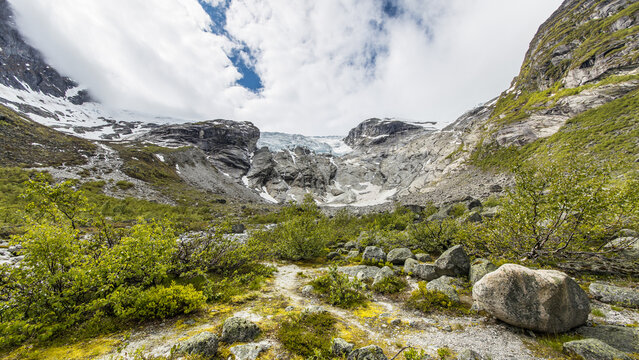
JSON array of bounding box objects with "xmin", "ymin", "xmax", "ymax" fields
[{"xmin": 8, "ymin": 0, "xmax": 562, "ymax": 135}]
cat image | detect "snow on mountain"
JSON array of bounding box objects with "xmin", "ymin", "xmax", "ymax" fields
[{"xmin": 257, "ymin": 132, "xmax": 352, "ymax": 156}]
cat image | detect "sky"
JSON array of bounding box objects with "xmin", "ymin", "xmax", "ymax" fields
[{"xmin": 9, "ymin": 0, "xmax": 562, "ymax": 135}]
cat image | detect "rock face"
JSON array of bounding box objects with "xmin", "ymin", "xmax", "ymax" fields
[
  {"xmin": 221, "ymin": 317, "xmax": 261, "ymax": 344},
  {"xmin": 386, "ymin": 248, "xmax": 414, "ymax": 265},
  {"xmin": 434, "ymin": 245, "xmax": 470, "ymax": 277},
  {"xmin": 589, "ymin": 282, "xmax": 639, "ymax": 308},
  {"xmin": 347, "ymin": 345, "xmax": 388, "ymax": 360},
  {"xmin": 562, "ymin": 338, "xmax": 631, "ymax": 360},
  {"xmin": 180, "ymin": 331, "xmax": 219, "ymax": 359},
  {"xmin": 472, "ymin": 264, "xmax": 590, "ymax": 333},
  {"xmin": 343, "ymin": 118, "xmax": 431, "ymax": 148}
]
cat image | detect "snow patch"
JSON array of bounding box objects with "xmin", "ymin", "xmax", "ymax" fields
[
  {"xmin": 155, "ymin": 154, "xmax": 165, "ymax": 162},
  {"xmin": 259, "ymin": 187, "xmax": 278, "ymax": 203}
]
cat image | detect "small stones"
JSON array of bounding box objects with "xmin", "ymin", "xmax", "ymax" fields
[
  {"xmin": 563, "ymin": 338, "xmax": 631, "ymax": 360},
  {"xmin": 331, "ymin": 338, "xmax": 354, "ymax": 357},
  {"xmin": 221, "ymin": 317, "xmax": 261, "ymax": 344},
  {"xmin": 362, "ymin": 246, "xmax": 386, "ymax": 263},
  {"xmin": 589, "ymin": 282, "xmax": 639, "ymax": 308}
]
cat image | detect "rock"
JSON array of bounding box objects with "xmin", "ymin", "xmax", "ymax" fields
[
  {"xmin": 7, "ymin": 244, "xmax": 22, "ymax": 256},
  {"xmin": 415, "ymin": 253, "xmax": 431, "ymax": 262},
  {"xmin": 331, "ymin": 338, "xmax": 354, "ymax": 357},
  {"xmin": 347, "ymin": 345, "xmax": 388, "ymax": 360},
  {"xmin": 301, "ymin": 285, "xmax": 315, "ymax": 297},
  {"xmin": 466, "ymin": 212, "xmax": 483, "ymax": 223},
  {"xmin": 344, "ymin": 241, "xmax": 360, "ymax": 250},
  {"xmin": 404, "ymin": 258, "xmax": 439, "ymax": 281},
  {"xmin": 346, "ymin": 250, "xmax": 360, "ymax": 259},
  {"xmin": 603, "ymin": 237, "xmax": 639, "ymax": 259},
  {"xmin": 221, "ymin": 317, "xmax": 261, "ymax": 344},
  {"xmin": 339, "ymin": 265, "xmax": 380, "ymax": 281},
  {"xmin": 229, "ymin": 343, "xmax": 269, "ymax": 360},
  {"xmin": 343, "ymin": 118, "xmax": 426, "ymax": 148},
  {"xmin": 304, "ymin": 305, "xmax": 327, "ymax": 314},
  {"xmin": 372, "ymin": 266, "xmax": 395, "ymax": 286},
  {"xmin": 480, "ymin": 207, "xmax": 501, "ymax": 219},
  {"xmin": 230, "ymin": 223, "xmax": 246, "ymax": 234},
  {"xmin": 467, "ymin": 199, "xmax": 482, "ymax": 210},
  {"xmin": 181, "ymin": 331, "xmax": 219, "ymax": 359},
  {"xmin": 575, "ymin": 325, "xmax": 639, "ymax": 353},
  {"xmin": 457, "ymin": 349, "xmax": 486, "ymax": 360},
  {"xmin": 618, "ymin": 229, "xmax": 638, "ymax": 238},
  {"xmin": 390, "ymin": 319, "xmax": 401, "ymax": 326},
  {"xmin": 285, "ymin": 306, "xmax": 294, "ymax": 312},
  {"xmin": 426, "ymin": 276, "xmax": 460, "ymax": 302},
  {"xmin": 489, "ymin": 184, "xmax": 503, "ymax": 193},
  {"xmin": 589, "ymin": 282, "xmax": 639, "ymax": 308},
  {"xmin": 472, "ymin": 264, "xmax": 589, "ymax": 333},
  {"xmin": 327, "ymin": 251, "xmax": 340, "ymax": 260},
  {"xmin": 469, "ymin": 258, "xmax": 497, "ymax": 284},
  {"xmin": 386, "ymin": 248, "xmax": 414, "ymax": 265},
  {"xmin": 434, "ymin": 245, "xmax": 470, "ymax": 277},
  {"xmin": 563, "ymin": 338, "xmax": 631, "ymax": 360},
  {"xmin": 362, "ymin": 246, "xmax": 386, "ymax": 263}
]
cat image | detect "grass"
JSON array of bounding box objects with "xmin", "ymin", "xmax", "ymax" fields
[
  {"xmin": 277, "ymin": 311, "xmax": 337, "ymax": 357},
  {"xmin": 525, "ymin": 333, "xmax": 583, "ymax": 360},
  {"xmin": 372, "ymin": 276, "xmax": 407, "ymax": 294}
]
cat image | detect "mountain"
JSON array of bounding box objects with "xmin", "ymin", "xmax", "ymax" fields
[{"xmin": 0, "ymin": 0, "xmax": 637, "ymax": 209}]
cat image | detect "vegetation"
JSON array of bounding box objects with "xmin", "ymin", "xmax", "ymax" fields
[
  {"xmin": 406, "ymin": 282, "xmax": 466, "ymax": 315},
  {"xmin": 309, "ymin": 266, "xmax": 367, "ymax": 308},
  {"xmin": 371, "ymin": 276, "xmax": 407, "ymax": 294},
  {"xmin": 277, "ymin": 311, "xmax": 337, "ymax": 357}
]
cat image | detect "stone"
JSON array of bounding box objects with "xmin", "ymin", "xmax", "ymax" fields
[
  {"xmin": 362, "ymin": 246, "xmax": 386, "ymax": 263},
  {"xmin": 466, "ymin": 212, "xmax": 483, "ymax": 223},
  {"xmin": 386, "ymin": 248, "xmax": 414, "ymax": 265},
  {"xmin": 563, "ymin": 338, "xmax": 631, "ymax": 360},
  {"xmin": 589, "ymin": 282, "xmax": 639, "ymax": 308},
  {"xmin": 415, "ymin": 253, "xmax": 431, "ymax": 262},
  {"xmin": 344, "ymin": 241, "xmax": 360, "ymax": 250},
  {"xmin": 331, "ymin": 338, "xmax": 354, "ymax": 357},
  {"xmin": 618, "ymin": 229, "xmax": 638, "ymax": 238},
  {"xmin": 301, "ymin": 285, "xmax": 315, "ymax": 297},
  {"xmin": 230, "ymin": 223, "xmax": 246, "ymax": 234},
  {"xmin": 229, "ymin": 342, "xmax": 269, "ymax": 360},
  {"xmin": 575, "ymin": 325, "xmax": 639, "ymax": 353},
  {"xmin": 457, "ymin": 349, "xmax": 486, "ymax": 360},
  {"xmin": 346, "ymin": 250, "xmax": 360, "ymax": 259},
  {"xmin": 304, "ymin": 305, "xmax": 327, "ymax": 314},
  {"xmin": 372, "ymin": 266, "xmax": 395, "ymax": 286},
  {"xmin": 390, "ymin": 319, "xmax": 401, "ymax": 326},
  {"xmin": 181, "ymin": 331, "xmax": 219, "ymax": 359},
  {"xmin": 480, "ymin": 207, "xmax": 501, "ymax": 219},
  {"xmin": 467, "ymin": 199, "xmax": 482, "ymax": 210},
  {"xmin": 347, "ymin": 345, "xmax": 388, "ymax": 360},
  {"xmin": 434, "ymin": 245, "xmax": 470, "ymax": 277},
  {"xmin": 327, "ymin": 251, "xmax": 340, "ymax": 260},
  {"xmin": 603, "ymin": 237, "xmax": 639, "ymax": 259},
  {"xmin": 472, "ymin": 264, "xmax": 589, "ymax": 333},
  {"xmin": 425, "ymin": 276, "xmax": 460, "ymax": 302},
  {"xmin": 469, "ymin": 258, "xmax": 497, "ymax": 284},
  {"xmin": 339, "ymin": 265, "xmax": 380, "ymax": 281},
  {"xmin": 404, "ymin": 259, "xmax": 439, "ymax": 281},
  {"xmin": 221, "ymin": 317, "xmax": 261, "ymax": 344},
  {"xmin": 490, "ymin": 184, "xmax": 503, "ymax": 193}
]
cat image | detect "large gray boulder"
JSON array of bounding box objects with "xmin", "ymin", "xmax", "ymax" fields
[
  {"xmin": 469, "ymin": 258, "xmax": 497, "ymax": 284},
  {"xmin": 472, "ymin": 264, "xmax": 589, "ymax": 333},
  {"xmin": 576, "ymin": 325, "xmax": 639, "ymax": 353},
  {"xmin": 339, "ymin": 265, "xmax": 380, "ymax": 281},
  {"xmin": 347, "ymin": 345, "xmax": 388, "ymax": 360},
  {"xmin": 229, "ymin": 343, "xmax": 270, "ymax": 360},
  {"xmin": 434, "ymin": 245, "xmax": 470, "ymax": 277},
  {"xmin": 331, "ymin": 338, "xmax": 354, "ymax": 357},
  {"xmin": 362, "ymin": 246, "xmax": 386, "ymax": 263},
  {"xmin": 404, "ymin": 259, "xmax": 439, "ymax": 281},
  {"xmin": 386, "ymin": 248, "xmax": 414, "ymax": 265},
  {"xmin": 221, "ymin": 317, "xmax": 261, "ymax": 344},
  {"xmin": 457, "ymin": 349, "xmax": 487, "ymax": 360},
  {"xmin": 563, "ymin": 338, "xmax": 631, "ymax": 360},
  {"xmin": 180, "ymin": 331, "xmax": 219, "ymax": 359},
  {"xmin": 589, "ymin": 282, "xmax": 639, "ymax": 308},
  {"xmin": 603, "ymin": 237, "xmax": 639, "ymax": 259},
  {"xmin": 425, "ymin": 276, "xmax": 461, "ymax": 302},
  {"xmin": 372, "ymin": 266, "xmax": 395, "ymax": 286}
]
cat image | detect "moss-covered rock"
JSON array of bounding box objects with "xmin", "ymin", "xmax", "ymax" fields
[{"xmin": 563, "ymin": 338, "xmax": 631, "ymax": 360}]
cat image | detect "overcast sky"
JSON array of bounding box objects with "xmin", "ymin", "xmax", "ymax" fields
[{"xmin": 9, "ymin": 0, "xmax": 562, "ymax": 135}]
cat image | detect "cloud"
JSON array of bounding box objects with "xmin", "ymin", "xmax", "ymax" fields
[{"xmin": 8, "ymin": 0, "xmax": 562, "ymax": 135}]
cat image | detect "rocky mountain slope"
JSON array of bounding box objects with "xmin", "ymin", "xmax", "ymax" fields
[{"xmin": 0, "ymin": 0, "xmax": 638, "ymax": 210}]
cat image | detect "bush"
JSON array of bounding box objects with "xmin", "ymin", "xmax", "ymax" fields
[
  {"xmin": 109, "ymin": 284, "xmax": 206, "ymax": 320},
  {"xmin": 115, "ymin": 180, "xmax": 135, "ymax": 190},
  {"xmin": 408, "ymin": 219, "xmax": 459, "ymax": 254},
  {"xmin": 202, "ymin": 264, "xmax": 275, "ymax": 303},
  {"xmin": 405, "ymin": 282, "xmax": 465, "ymax": 314},
  {"xmin": 277, "ymin": 311, "xmax": 337, "ymax": 357},
  {"xmin": 372, "ymin": 276, "xmax": 407, "ymax": 294},
  {"xmin": 309, "ymin": 266, "xmax": 367, "ymax": 308}
]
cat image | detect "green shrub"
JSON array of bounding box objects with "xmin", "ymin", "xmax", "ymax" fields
[
  {"xmin": 406, "ymin": 282, "xmax": 465, "ymax": 314},
  {"xmin": 309, "ymin": 266, "xmax": 367, "ymax": 308},
  {"xmin": 277, "ymin": 311, "xmax": 337, "ymax": 357},
  {"xmin": 115, "ymin": 180, "xmax": 135, "ymax": 190},
  {"xmin": 408, "ymin": 219, "xmax": 459, "ymax": 254},
  {"xmin": 109, "ymin": 284, "xmax": 206, "ymax": 320},
  {"xmin": 372, "ymin": 276, "xmax": 407, "ymax": 294},
  {"xmin": 448, "ymin": 203, "xmax": 467, "ymax": 218},
  {"xmin": 202, "ymin": 264, "xmax": 275, "ymax": 303}
]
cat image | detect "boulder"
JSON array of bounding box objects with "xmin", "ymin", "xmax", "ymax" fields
[
  {"xmin": 386, "ymin": 248, "xmax": 414, "ymax": 265},
  {"xmin": 589, "ymin": 282, "xmax": 639, "ymax": 308},
  {"xmin": 372, "ymin": 266, "xmax": 395, "ymax": 286},
  {"xmin": 618, "ymin": 229, "xmax": 638, "ymax": 238},
  {"xmin": 331, "ymin": 338, "xmax": 354, "ymax": 357},
  {"xmin": 472, "ymin": 264, "xmax": 589, "ymax": 333},
  {"xmin": 347, "ymin": 345, "xmax": 388, "ymax": 360},
  {"xmin": 457, "ymin": 349, "xmax": 487, "ymax": 360},
  {"xmin": 327, "ymin": 251, "xmax": 340, "ymax": 260},
  {"xmin": 339, "ymin": 265, "xmax": 380, "ymax": 281},
  {"xmin": 434, "ymin": 245, "xmax": 470, "ymax": 277},
  {"xmin": 229, "ymin": 343, "xmax": 269, "ymax": 360},
  {"xmin": 301, "ymin": 285, "xmax": 315, "ymax": 297},
  {"xmin": 563, "ymin": 338, "xmax": 631, "ymax": 360},
  {"xmin": 362, "ymin": 246, "xmax": 386, "ymax": 263},
  {"xmin": 230, "ymin": 223, "xmax": 246, "ymax": 234},
  {"xmin": 404, "ymin": 259, "xmax": 438, "ymax": 281},
  {"xmin": 467, "ymin": 199, "xmax": 482, "ymax": 210},
  {"xmin": 344, "ymin": 241, "xmax": 360, "ymax": 250},
  {"xmin": 575, "ymin": 325, "xmax": 639, "ymax": 353},
  {"xmin": 415, "ymin": 253, "xmax": 431, "ymax": 262},
  {"xmin": 346, "ymin": 250, "xmax": 360, "ymax": 259},
  {"xmin": 425, "ymin": 276, "xmax": 461, "ymax": 302},
  {"xmin": 603, "ymin": 237, "xmax": 639, "ymax": 259},
  {"xmin": 466, "ymin": 212, "xmax": 483, "ymax": 223},
  {"xmin": 469, "ymin": 258, "xmax": 497, "ymax": 284},
  {"xmin": 181, "ymin": 331, "xmax": 218, "ymax": 359},
  {"xmin": 221, "ymin": 317, "xmax": 261, "ymax": 344}
]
